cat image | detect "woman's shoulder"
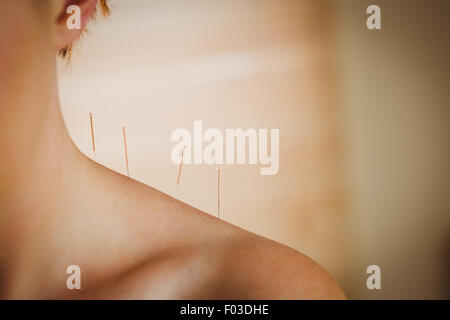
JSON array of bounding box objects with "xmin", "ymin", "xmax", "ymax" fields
[
  {"xmin": 119, "ymin": 214, "xmax": 346, "ymax": 299},
  {"xmin": 88, "ymin": 173, "xmax": 345, "ymax": 299},
  {"xmin": 207, "ymin": 224, "xmax": 347, "ymax": 299}
]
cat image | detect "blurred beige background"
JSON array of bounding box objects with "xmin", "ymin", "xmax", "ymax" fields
[
  {"xmin": 57, "ymin": 0, "xmax": 450, "ymax": 299},
  {"xmin": 334, "ymin": 0, "xmax": 450, "ymax": 299}
]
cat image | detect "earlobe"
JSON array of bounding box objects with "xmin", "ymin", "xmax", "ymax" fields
[{"xmin": 53, "ymin": 0, "xmax": 99, "ymax": 53}]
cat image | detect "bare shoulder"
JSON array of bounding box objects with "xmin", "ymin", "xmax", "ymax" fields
[
  {"xmin": 212, "ymin": 226, "xmax": 347, "ymax": 299},
  {"xmin": 115, "ymin": 221, "xmax": 346, "ymax": 300},
  {"xmin": 105, "ymin": 207, "xmax": 346, "ymax": 299},
  {"xmin": 84, "ymin": 173, "xmax": 345, "ymax": 299},
  {"xmin": 91, "ymin": 216, "xmax": 346, "ymax": 300},
  {"xmin": 76, "ymin": 166, "xmax": 344, "ymax": 299}
]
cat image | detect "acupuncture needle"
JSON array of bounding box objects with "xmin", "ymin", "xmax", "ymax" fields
[
  {"xmin": 217, "ymin": 168, "xmax": 221, "ymax": 219},
  {"xmin": 89, "ymin": 113, "xmax": 96, "ymax": 160},
  {"xmin": 122, "ymin": 126, "xmax": 130, "ymax": 179},
  {"xmin": 176, "ymin": 146, "xmax": 186, "ymax": 184}
]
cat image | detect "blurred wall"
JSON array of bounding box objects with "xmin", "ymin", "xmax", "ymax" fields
[{"xmin": 333, "ymin": 0, "xmax": 450, "ymax": 299}]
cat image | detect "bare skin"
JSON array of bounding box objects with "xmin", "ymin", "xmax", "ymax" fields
[{"xmin": 0, "ymin": 0, "xmax": 345, "ymax": 299}]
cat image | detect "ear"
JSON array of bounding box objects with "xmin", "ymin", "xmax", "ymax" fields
[{"xmin": 54, "ymin": 0, "xmax": 99, "ymax": 51}]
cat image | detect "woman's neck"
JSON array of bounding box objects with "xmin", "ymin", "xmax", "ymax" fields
[{"xmin": 0, "ymin": 61, "xmax": 83, "ymax": 294}]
